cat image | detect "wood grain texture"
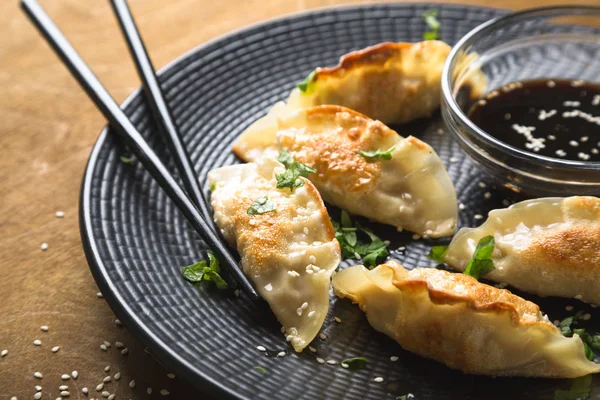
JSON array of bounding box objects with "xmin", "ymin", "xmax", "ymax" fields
[{"xmin": 1, "ymin": 0, "xmax": 598, "ymax": 397}]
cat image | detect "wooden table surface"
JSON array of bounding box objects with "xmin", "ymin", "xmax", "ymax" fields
[{"xmin": 2, "ymin": 0, "xmax": 598, "ymax": 398}]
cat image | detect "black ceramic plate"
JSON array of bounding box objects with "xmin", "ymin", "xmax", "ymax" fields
[{"xmin": 80, "ymin": 3, "xmax": 600, "ymax": 400}]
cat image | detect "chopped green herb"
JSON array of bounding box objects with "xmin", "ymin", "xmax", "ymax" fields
[
  {"xmin": 559, "ymin": 312, "xmax": 585, "ymax": 337},
  {"xmin": 422, "ymin": 9, "xmax": 441, "ymax": 41},
  {"xmin": 574, "ymin": 329, "xmax": 600, "ymax": 354},
  {"xmin": 331, "ymin": 212, "xmax": 389, "ymax": 268},
  {"xmin": 297, "ymin": 69, "xmax": 317, "ymax": 93},
  {"xmin": 275, "ymin": 159, "xmax": 317, "ymax": 192},
  {"xmin": 120, "ymin": 155, "xmax": 135, "ymax": 165},
  {"xmin": 254, "ymin": 366, "xmax": 268, "ymax": 375},
  {"xmin": 181, "ymin": 252, "xmax": 228, "ymax": 289},
  {"xmin": 209, "ymin": 181, "xmax": 217, "ymax": 192},
  {"xmin": 427, "ymin": 245, "xmax": 449, "ymax": 263},
  {"xmin": 554, "ymin": 375, "xmax": 592, "ymax": 400},
  {"xmin": 277, "ymin": 149, "xmax": 295, "ymax": 168},
  {"xmin": 357, "ymin": 146, "xmax": 395, "ymax": 161},
  {"xmin": 463, "ymin": 235, "xmax": 495, "ymax": 280},
  {"xmin": 247, "ymin": 196, "xmax": 277, "ymax": 215},
  {"xmin": 340, "ymin": 357, "xmax": 367, "ymax": 371},
  {"xmin": 559, "ymin": 313, "xmax": 600, "ymax": 363}
]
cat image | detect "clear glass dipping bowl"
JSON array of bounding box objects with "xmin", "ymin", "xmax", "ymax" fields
[{"xmin": 441, "ymin": 6, "xmax": 600, "ymax": 196}]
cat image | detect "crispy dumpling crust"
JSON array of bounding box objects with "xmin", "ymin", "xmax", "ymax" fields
[
  {"xmin": 208, "ymin": 157, "xmax": 341, "ymax": 351},
  {"xmin": 234, "ymin": 105, "xmax": 457, "ymax": 237},
  {"xmin": 333, "ymin": 261, "xmax": 600, "ymax": 378},
  {"xmin": 288, "ymin": 41, "xmax": 458, "ymax": 124},
  {"xmin": 445, "ymin": 196, "xmax": 600, "ymax": 305}
]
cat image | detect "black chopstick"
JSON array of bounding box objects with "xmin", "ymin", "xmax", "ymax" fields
[
  {"xmin": 108, "ymin": 0, "xmax": 213, "ymax": 227},
  {"xmin": 21, "ymin": 0, "xmax": 260, "ymax": 302}
]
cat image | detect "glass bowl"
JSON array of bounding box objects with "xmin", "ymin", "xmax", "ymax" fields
[{"xmin": 441, "ymin": 6, "xmax": 600, "ymax": 196}]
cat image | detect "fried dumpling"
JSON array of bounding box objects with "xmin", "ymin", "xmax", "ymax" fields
[
  {"xmin": 208, "ymin": 157, "xmax": 341, "ymax": 351},
  {"xmin": 332, "ymin": 261, "xmax": 600, "ymax": 378},
  {"xmin": 287, "ymin": 41, "xmax": 454, "ymax": 125},
  {"xmin": 445, "ymin": 196, "xmax": 600, "ymax": 305},
  {"xmin": 233, "ymin": 105, "xmax": 457, "ymax": 237}
]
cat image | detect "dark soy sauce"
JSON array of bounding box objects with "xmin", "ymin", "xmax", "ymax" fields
[{"xmin": 468, "ymin": 79, "xmax": 600, "ymax": 161}]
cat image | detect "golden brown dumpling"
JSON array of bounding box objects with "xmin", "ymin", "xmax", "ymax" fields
[
  {"xmin": 208, "ymin": 157, "xmax": 341, "ymax": 351},
  {"xmin": 445, "ymin": 196, "xmax": 600, "ymax": 305},
  {"xmin": 332, "ymin": 261, "xmax": 600, "ymax": 378},
  {"xmin": 233, "ymin": 105, "xmax": 457, "ymax": 237}
]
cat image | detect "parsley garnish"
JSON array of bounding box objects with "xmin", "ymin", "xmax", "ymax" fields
[
  {"xmin": 331, "ymin": 210, "xmax": 389, "ymax": 268},
  {"xmin": 463, "ymin": 235, "xmax": 495, "ymax": 280},
  {"xmin": 340, "ymin": 357, "xmax": 367, "ymax": 370},
  {"xmin": 554, "ymin": 375, "xmax": 592, "ymax": 400},
  {"xmin": 209, "ymin": 181, "xmax": 216, "ymax": 192},
  {"xmin": 356, "ymin": 146, "xmax": 395, "ymax": 161},
  {"xmin": 247, "ymin": 196, "xmax": 276, "ymax": 215},
  {"xmin": 422, "ymin": 9, "xmax": 441, "ymax": 40},
  {"xmin": 297, "ymin": 69, "xmax": 317, "ymax": 93},
  {"xmin": 558, "ymin": 312, "xmax": 600, "ymax": 362},
  {"xmin": 120, "ymin": 155, "xmax": 135, "ymax": 165},
  {"xmin": 275, "ymin": 151, "xmax": 317, "ymax": 192},
  {"xmin": 427, "ymin": 245, "xmax": 449, "ymax": 263},
  {"xmin": 254, "ymin": 366, "xmax": 268, "ymax": 375},
  {"xmin": 181, "ymin": 252, "xmax": 228, "ymax": 289},
  {"xmin": 277, "ymin": 149, "xmax": 295, "ymax": 168}
]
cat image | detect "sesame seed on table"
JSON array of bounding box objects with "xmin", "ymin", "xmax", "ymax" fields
[{"xmin": 1, "ymin": 0, "xmax": 598, "ymax": 397}]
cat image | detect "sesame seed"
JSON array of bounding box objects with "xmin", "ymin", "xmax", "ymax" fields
[
  {"xmin": 256, "ymin": 346, "xmax": 266, "ymax": 352},
  {"xmin": 449, "ymin": 157, "xmax": 458, "ymax": 163},
  {"xmin": 115, "ymin": 342, "xmax": 124, "ymax": 349},
  {"xmin": 114, "ymin": 372, "xmax": 121, "ymax": 380},
  {"xmin": 147, "ymin": 388, "xmax": 153, "ymax": 395},
  {"xmin": 326, "ymin": 360, "xmax": 337, "ymax": 365},
  {"xmin": 277, "ymin": 351, "xmax": 286, "ymax": 357},
  {"xmin": 301, "ymin": 302, "xmax": 308, "ymax": 310},
  {"xmin": 319, "ymin": 333, "xmax": 327, "ymax": 340},
  {"xmin": 160, "ymin": 389, "xmax": 170, "ymax": 396},
  {"xmin": 40, "ymin": 325, "xmax": 49, "ymax": 332},
  {"xmin": 583, "ymin": 313, "xmax": 591, "ymax": 321},
  {"xmin": 483, "ymin": 192, "xmax": 491, "ymax": 199},
  {"xmin": 103, "ymin": 341, "xmax": 111, "ymax": 348},
  {"xmin": 104, "ymin": 365, "xmax": 110, "ymax": 372},
  {"xmin": 56, "ymin": 211, "xmax": 65, "ymax": 218},
  {"xmin": 103, "ymin": 376, "xmax": 111, "ymax": 383},
  {"xmin": 308, "ymin": 255, "xmax": 316, "ymax": 264},
  {"xmin": 575, "ymin": 294, "xmax": 583, "ymax": 300},
  {"xmin": 373, "ymin": 377, "xmax": 384, "ymax": 383},
  {"xmin": 234, "ymin": 289, "xmax": 240, "ymax": 297},
  {"xmin": 96, "ymin": 383, "xmax": 104, "ymax": 391},
  {"xmin": 72, "ymin": 371, "xmax": 78, "ymax": 379},
  {"xmin": 264, "ymin": 283, "xmax": 273, "ymax": 292},
  {"xmin": 390, "ymin": 356, "xmax": 399, "ymax": 362},
  {"xmin": 61, "ymin": 374, "xmax": 70, "ymax": 380},
  {"xmin": 129, "ymin": 380, "xmax": 136, "ymax": 388},
  {"xmin": 35, "ymin": 386, "xmax": 42, "ymax": 392},
  {"xmin": 581, "ymin": 136, "xmax": 589, "ymax": 142},
  {"xmin": 108, "ymin": 395, "xmax": 115, "ymax": 400},
  {"xmin": 101, "ymin": 392, "xmax": 109, "ymax": 398},
  {"xmin": 578, "ymin": 152, "xmax": 591, "ymax": 161},
  {"xmin": 474, "ymin": 214, "xmax": 483, "ymax": 220},
  {"xmin": 33, "ymin": 339, "xmax": 41, "ymax": 346},
  {"xmin": 334, "ymin": 317, "xmax": 341, "ymax": 323},
  {"xmin": 34, "ymin": 372, "xmax": 43, "ymax": 379},
  {"xmin": 478, "ymin": 182, "xmax": 486, "ymax": 188},
  {"xmin": 41, "ymin": 243, "xmax": 48, "ymax": 251},
  {"xmin": 100, "ymin": 344, "xmax": 107, "ymax": 351},
  {"xmin": 96, "ymin": 292, "xmax": 103, "ymax": 298},
  {"xmin": 82, "ymin": 388, "xmax": 88, "ymax": 394},
  {"xmin": 341, "ymin": 362, "xmax": 349, "ymax": 369},
  {"xmin": 296, "ymin": 308, "xmax": 303, "ymax": 316},
  {"xmin": 121, "ymin": 348, "xmax": 129, "ymax": 355},
  {"xmin": 10, "ymin": 397, "xmax": 16, "ymax": 400},
  {"xmin": 565, "ymin": 305, "xmax": 574, "ymax": 311},
  {"xmin": 34, "ymin": 393, "xmax": 42, "ymax": 400},
  {"xmin": 1, "ymin": 349, "xmax": 7, "ymax": 357},
  {"xmin": 555, "ymin": 149, "xmax": 567, "ymax": 157},
  {"xmin": 547, "ymin": 80, "xmax": 556, "ymax": 87},
  {"xmin": 458, "ymin": 203, "xmax": 465, "ymax": 210},
  {"xmin": 412, "ymin": 234, "xmax": 420, "ymax": 240},
  {"xmin": 59, "ymin": 385, "xmax": 68, "ymax": 390},
  {"xmin": 548, "ymin": 135, "xmax": 556, "ymax": 140},
  {"xmin": 303, "ymin": 227, "xmax": 309, "ymax": 234},
  {"xmin": 316, "ymin": 357, "xmax": 325, "ymax": 364},
  {"xmin": 307, "ymin": 310, "xmax": 315, "ymax": 318},
  {"xmin": 114, "ymin": 319, "xmax": 122, "ymax": 327},
  {"xmin": 309, "ymin": 346, "xmax": 317, "ymax": 353},
  {"xmin": 60, "ymin": 391, "xmax": 70, "ymax": 397},
  {"xmin": 569, "ymin": 140, "xmax": 579, "ymax": 147},
  {"xmin": 287, "ymin": 270, "xmax": 300, "ymax": 277}
]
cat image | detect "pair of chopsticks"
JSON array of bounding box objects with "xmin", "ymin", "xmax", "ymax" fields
[{"xmin": 21, "ymin": 0, "xmax": 260, "ymax": 302}]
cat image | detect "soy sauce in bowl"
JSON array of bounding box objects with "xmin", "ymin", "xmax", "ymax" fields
[{"xmin": 468, "ymin": 79, "xmax": 600, "ymax": 162}]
